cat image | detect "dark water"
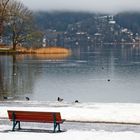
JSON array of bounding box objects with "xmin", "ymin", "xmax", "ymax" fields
[{"xmin": 0, "ymin": 45, "xmax": 140, "ymax": 103}]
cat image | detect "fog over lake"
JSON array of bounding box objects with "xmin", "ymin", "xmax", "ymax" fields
[{"xmin": 20, "ymin": 0, "xmax": 140, "ymax": 13}]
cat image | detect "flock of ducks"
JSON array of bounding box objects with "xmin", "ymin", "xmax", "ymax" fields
[
  {"xmin": 3, "ymin": 96, "xmax": 79, "ymax": 103},
  {"xmin": 57, "ymin": 97, "xmax": 79, "ymax": 103}
]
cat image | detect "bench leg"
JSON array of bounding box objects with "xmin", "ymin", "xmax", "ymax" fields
[
  {"xmin": 12, "ymin": 121, "xmax": 21, "ymax": 131},
  {"xmin": 53, "ymin": 113, "xmax": 61, "ymax": 132},
  {"xmin": 53, "ymin": 123, "xmax": 61, "ymax": 133},
  {"xmin": 18, "ymin": 121, "xmax": 21, "ymax": 130},
  {"xmin": 57, "ymin": 123, "xmax": 61, "ymax": 132},
  {"xmin": 53, "ymin": 123, "xmax": 57, "ymax": 133},
  {"xmin": 11, "ymin": 112, "xmax": 21, "ymax": 131},
  {"xmin": 12, "ymin": 121, "xmax": 17, "ymax": 131},
  {"xmin": 12, "ymin": 122, "xmax": 15, "ymax": 131}
]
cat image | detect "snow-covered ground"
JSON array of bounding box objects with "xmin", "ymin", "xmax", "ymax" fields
[
  {"xmin": 0, "ymin": 125, "xmax": 140, "ymax": 140},
  {"xmin": 0, "ymin": 101, "xmax": 140, "ymax": 140},
  {"xmin": 1, "ymin": 101, "xmax": 140, "ymax": 124}
]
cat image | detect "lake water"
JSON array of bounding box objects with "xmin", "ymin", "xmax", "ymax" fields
[{"xmin": 0, "ymin": 45, "xmax": 140, "ymax": 103}]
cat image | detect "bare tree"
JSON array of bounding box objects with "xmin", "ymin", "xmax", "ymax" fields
[
  {"xmin": 8, "ymin": 1, "xmax": 33, "ymax": 50},
  {"xmin": 1, "ymin": 0, "xmax": 41, "ymax": 50},
  {"xmin": 0, "ymin": 0, "xmax": 10, "ymax": 43}
]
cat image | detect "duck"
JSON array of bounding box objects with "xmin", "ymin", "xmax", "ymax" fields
[
  {"xmin": 25, "ymin": 97, "xmax": 30, "ymax": 101},
  {"xmin": 57, "ymin": 97, "xmax": 63, "ymax": 102},
  {"xmin": 3, "ymin": 96, "xmax": 13, "ymax": 100},
  {"xmin": 3, "ymin": 96, "xmax": 8, "ymax": 99},
  {"xmin": 107, "ymin": 79, "xmax": 111, "ymax": 82},
  {"xmin": 75, "ymin": 100, "xmax": 79, "ymax": 103}
]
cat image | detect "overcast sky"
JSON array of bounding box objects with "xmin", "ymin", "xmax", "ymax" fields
[{"xmin": 20, "ymin": 0, "xmax": 140, "ymax": 13}]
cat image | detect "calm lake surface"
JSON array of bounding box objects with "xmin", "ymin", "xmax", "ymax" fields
[{"xmin": 0, "ymin": 45, "xmax": 140, "ymax": 103}]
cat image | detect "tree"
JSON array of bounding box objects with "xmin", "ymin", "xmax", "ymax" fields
[
  {"xmin": 0, "ymin": 0, "xmax": 10, "ymax": 43},
  {"xmin": 8, "ymin": 1, "xmax": 33, "ymax": 50},
  {"xmin": 27, "ymin": 30, "xmax": 44, "ymax": 48},
  {"xmin": 1, "ymin": 0, "xmax": 43, "ymax": 50}
]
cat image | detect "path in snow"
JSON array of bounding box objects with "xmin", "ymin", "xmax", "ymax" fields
[{"xmin": 1, "ymin": 119, "xmax": 140, "ymax": 133}]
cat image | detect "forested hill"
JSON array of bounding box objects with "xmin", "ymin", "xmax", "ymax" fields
[
  {"xmin": 34, "ymin": 11, "xmax": 140, "ymax": 34},
  {"xmin": 34, "ymin": 12, "xmax": 94, "ymax": 31},
  {"xmin": 114, "ymin": 12, "xmax": 140, "ymax": 34}
]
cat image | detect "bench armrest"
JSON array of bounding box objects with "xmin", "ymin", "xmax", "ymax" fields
[{"xmin": 62, "ymin": 119, "xmax": 65, "ymax": 123}]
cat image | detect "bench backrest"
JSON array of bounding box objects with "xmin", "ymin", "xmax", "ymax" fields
[{"xmin": 7, "ymin": 110, "xmax": 62, "ymax": 123}]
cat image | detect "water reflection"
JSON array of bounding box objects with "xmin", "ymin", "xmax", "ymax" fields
[
  {"xmin": 0, "ymin": 45, "xmax": 140, "ymax": 103},
  {"xmin": 0, "ymin": 59, "xmax": 5, "ymax": 98}
]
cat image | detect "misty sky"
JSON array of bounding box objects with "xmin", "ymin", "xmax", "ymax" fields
[{"xmin": 20, "ymin": 0, "xmax": 140, "ymax": 13}]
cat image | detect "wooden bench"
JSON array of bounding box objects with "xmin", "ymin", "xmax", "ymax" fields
[{"xmin": 7, "ymin": 110, "xmax": 64, "ymax": 132}]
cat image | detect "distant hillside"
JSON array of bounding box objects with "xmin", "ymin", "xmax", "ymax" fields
[
  {"xmin": 3, "ymin": 11, "xmax": 140, "ymax": 47},
  {"xmin": 34, "ymin": 11, "xmax": 140, "ymax": 35},
  {"xmin": 115, "ymin": 12, "xmax": 140, "ymax": 34},
  {"xmin": 34, "ymin": 11, "xmax": 94, "ymax": 31}
]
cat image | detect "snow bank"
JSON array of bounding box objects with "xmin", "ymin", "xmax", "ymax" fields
[{"xmin": 1, "ymin": 101, "xmax": 140, "ymax": 124}]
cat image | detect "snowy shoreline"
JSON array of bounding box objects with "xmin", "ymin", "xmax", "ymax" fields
[
  {"xmin": 1, "ymin": 101, "xmax": 140, "ymax": 124},
  {"xmin": 1, "ymin": 101, "xmax": 140, "ymax": 140}
]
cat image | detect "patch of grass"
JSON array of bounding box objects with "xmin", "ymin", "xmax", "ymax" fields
[
  {"xmin": 31, "ymin": 47, "xmax": 71, "ymax": 54},
  {"xmin": 0, "ymin": 46, "xmax": 71, "ymax": 55}
]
